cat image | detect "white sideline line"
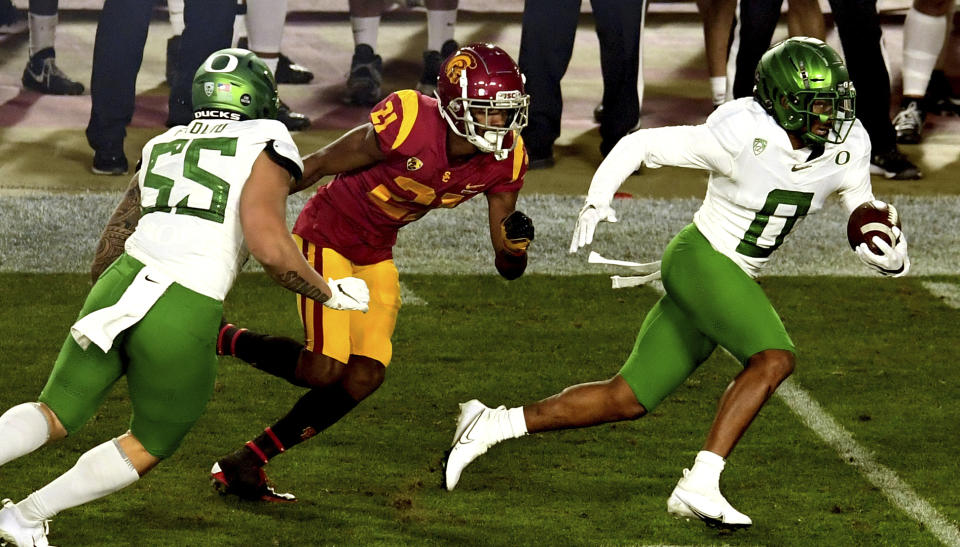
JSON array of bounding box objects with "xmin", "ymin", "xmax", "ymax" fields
[
  {"xmin": 776, "ymin": 380, "xmax": 960, "ymax": 547},
  {"xmin": 643, "ymin": 283, "xmax": 960, "ymax": 545},
  {"xmin": 399, "ymin": 281, "xmax": 427, "ymax": 306},
  {"xmin": 922, "ymin": 281, "xmax": 960, "ymax": 309}
]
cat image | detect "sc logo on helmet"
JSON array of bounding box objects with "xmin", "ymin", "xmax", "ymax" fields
[{"xmin": 444, "ymin": 54, "xmax": 477, "ymax": 85}]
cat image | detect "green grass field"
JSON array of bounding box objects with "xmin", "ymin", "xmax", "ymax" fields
[{"xmin": 2, "ymin": 272, "xmax": 960, "ymax": 546}]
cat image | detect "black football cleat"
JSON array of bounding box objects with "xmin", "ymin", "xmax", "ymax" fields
[
  {"xmin": 278, "ymin": 100, "xmax": 310, "ymax": 131},
  {"xmin": 344, "ymin": 44, "xmax": 383, "ymax": 106},
  {"xmin": 276, "ymin": 53, "xmax": 314, "ymax": 84},
  {"xmin": 22, "ymin": 48, "xmax": 84, "ymax": 95}
]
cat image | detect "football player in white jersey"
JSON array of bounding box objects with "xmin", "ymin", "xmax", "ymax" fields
[
  {"xmin": 442, "ymin": 37, "xmax": 909, "ymax": 529},
  {"xmin": 0, "ymin": 49, "xmax": 369, "ymax": 546}
]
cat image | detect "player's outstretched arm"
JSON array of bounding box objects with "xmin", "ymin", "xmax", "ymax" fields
[
  {"xmin": 241, "ymin": 151, "xmax": 370, "ymax": 311},
  {"xmin": 487, "ymin": 191, "xmax": 532, "ymax": 280},
  {"xmin": 294, "ymin": 122, "xmax": 387, "ymax": 192},
  {"xmin": 90, "ymin": 172, "xmax": 142, "ymax": 283}
]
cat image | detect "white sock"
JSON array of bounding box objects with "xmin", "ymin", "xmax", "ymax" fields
[
  {"xmin": 168, "ymin": 0, "xmax": 184, "ymax": 35},
  {"xmin": 28, "ymin": 13, "xmax": 56, "ymax": 57},
  {"xmin": 506, "ymin": 407, "xmax": 528, "ymax": 438},
  {"xmin": 262, "ymin": 56, "xmax": 279, "ymax": 74},
  {"xmin": 488, "ymin": 406, "xmax": 527, "ymax": 442},
  {"xmin": 0, "ymin": 403, "xmax": 50, "ymax": 466},
  {"xmin": 902, "ymin": 8, "xmax": 947, "ymax": 97},
  {"xmin": 351, "ymin": 16, "xmax": 380, "ymax": 50},
  {"xmin": 685, "ymin": 450, "xmax": 725, "ymax": 490},
  {"xmin": 425, "ymin": 9, "xmax": 456, "ymax": 52},
  {"xmin": 246, "ymin": 0, "xmax": 286, "ymax": 55},
  {"xmin": 710, "ymin": 76, "xmax": 727, "ymax": 106},
  {"xmin": 15, "ymin": 439, "xmax": 140, "ymax": 523}
]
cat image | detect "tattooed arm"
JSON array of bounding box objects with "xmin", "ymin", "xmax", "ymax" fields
[
  {"xmin": 240, "ymin": 150, "xmax": 333, "ymax": 303},
  {"xmin": 90, "ymin": 173, "xmax": 142, "ymax": 283}
]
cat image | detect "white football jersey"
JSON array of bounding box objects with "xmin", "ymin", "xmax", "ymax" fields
[
  {"xmin": 125, "ymin": 118, "xmax": 304, "ymax": 300},
  {"xmin": 587, "ymin": 97, "xmax": 874, "ymax": 277}
]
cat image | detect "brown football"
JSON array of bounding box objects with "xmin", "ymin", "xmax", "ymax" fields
[{"xmin": 847, "ymin": 200, "xmax": 901, "ymax": 253}]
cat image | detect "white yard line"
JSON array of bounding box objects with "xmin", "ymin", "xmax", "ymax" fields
[
  {"xmin": 922, "ymin": 281, "xmax": 960, "ymax": 309},
  {"xmin": 776, "ymin": 380, "xmax": 960, "ymax": 546},
  {"xmin": 644, "ymin": 281, "xmax": 960, "ymax": 546},
  {"xmin": 399, "ymin": 281, "xmax": 427, "ymax": 306}
]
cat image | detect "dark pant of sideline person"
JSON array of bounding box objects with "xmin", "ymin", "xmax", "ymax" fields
[
  {"xmin": 85, "ymin": 0, "xmax": 235, "ymax": 172},
  {"xmin": 519, "ymin": 0, "xmax": 645, "ymax": 164}
]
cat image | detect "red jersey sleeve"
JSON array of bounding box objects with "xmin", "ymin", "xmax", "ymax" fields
[{"xmin": 369, "ymin": 90, "xmax": 440, "ymax": 157}]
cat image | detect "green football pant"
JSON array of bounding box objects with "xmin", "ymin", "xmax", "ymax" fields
[
  {"xmin": 39, "ymin": 253, "xmax": 222, "ymax": 459},
  {"xmin": 620, "ymin": 224, "xmax": 795, "ymax": 411}
]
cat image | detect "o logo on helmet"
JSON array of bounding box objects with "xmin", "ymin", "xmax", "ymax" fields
[
  {"xmin": 445, "ymin": 54, "xmax": 477, "ymax": 85},
  {"xmin": 204, "ymin": 53, "xmax": 239, "ymax": 73}
]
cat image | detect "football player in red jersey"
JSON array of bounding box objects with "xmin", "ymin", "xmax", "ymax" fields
[{"xmin": 210, "ymin": 43, "xmax": 534, "ymax": 502}]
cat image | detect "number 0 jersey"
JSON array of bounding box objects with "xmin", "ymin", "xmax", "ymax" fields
[
  {"xmin": 125, "ymin": 118, "xmax": 304, "ymax": 301},
  {"xmin": 587, "ymin": 97, "xmax": 874, "ymax": 277},
  {"xmin": 293, "ymin": 90, "xmax": 527, "ymax": 265}
]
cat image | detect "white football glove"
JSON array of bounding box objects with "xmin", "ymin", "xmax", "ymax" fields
[
  {"xmin": 855, "ymin": 226, "xmax": 910, "ymax": 277},
  {"xmin": 569, "ymin": 202, "xmax": 618, "ymax": 253},
  {"xmin": 323, "ymin": 277, "xmax": 370, "ymax": 312}
]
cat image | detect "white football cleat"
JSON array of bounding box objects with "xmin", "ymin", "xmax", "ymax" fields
[
  {"xmin": 667, "ymin": 469, "xmax": 752, "ymax": 529},
  {"xmin": 0, "ymin": 498, "xmax": 53, "ymax": 547},
  {"xmin": 443, "ymin": 399, "xmax": 500, "ymax": 491}
]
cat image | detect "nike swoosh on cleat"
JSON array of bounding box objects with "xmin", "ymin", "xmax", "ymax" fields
[
  {"xmin": 457, "ymin": 412, "xmax": 484, "ymax": 445},
  {"xmin": 791, "ymin": 164, "xmax": 812, "ymax": 171},
  {"xmin": 674, "ymin": 492, "xmax": 723, "ymax": 521}
]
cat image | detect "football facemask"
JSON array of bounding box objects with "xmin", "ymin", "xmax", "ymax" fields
[{"xmin": 780, "ymin": 84, "xmax": 856, "ymax": 145}]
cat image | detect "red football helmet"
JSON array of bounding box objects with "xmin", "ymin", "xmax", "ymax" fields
[{"xmin": 435, "ymin": 43, "xmax": 529, "ymax": 160}]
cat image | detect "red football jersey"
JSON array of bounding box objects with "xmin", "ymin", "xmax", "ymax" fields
[{"xmin": 293, "ymin": 90, "xmax": 527, "ymax": 265}]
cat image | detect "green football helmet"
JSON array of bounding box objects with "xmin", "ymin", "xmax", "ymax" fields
[
  {"xmin": 191, "ymin": 48, "xmax": 279, "ymax": 121},
  {"xmin": 754, "ymin": 37, "xmax": 856, "ymax": 145}
]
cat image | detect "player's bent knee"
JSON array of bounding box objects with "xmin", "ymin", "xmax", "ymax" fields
[
  {"xmin": 342, "ymin": 355, "xmax": 386, "ymax": 400},
  {"xmin": 37, "ymin": 401, "xmax": 68, "ymax": 441},
  {"xmin": 610, "ymin": 375, "xmax": 647, "ymax": 420},
  {"xmin": 296, "ymin": 350, "xmax": 347, "ymax": 387},
  {"xmin": 749, "ymin": 349, "xmax": 795, "ymax": 383}
]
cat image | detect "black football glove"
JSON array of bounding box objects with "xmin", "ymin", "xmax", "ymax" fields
[{"xmin": 501, "ymin": 210, "xmax": 535, "ymax": 255}]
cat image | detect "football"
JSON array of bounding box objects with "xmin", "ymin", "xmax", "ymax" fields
[{"xmin": 846, "ymin": 200, "xmax": 901, "ymax": 253}]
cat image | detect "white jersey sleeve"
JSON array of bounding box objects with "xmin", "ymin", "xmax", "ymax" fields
[
  {"xmin": 585, "ymin": 125, "xmax": 734, "ymax": 206},
  {"xmin": 125, "ymin": 118, "xmax": 303, "ymax": 300}
]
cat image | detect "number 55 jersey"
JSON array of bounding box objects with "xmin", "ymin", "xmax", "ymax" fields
[
  {"xmin": 125, "ymin": 118, "xmax": 304, "ymax": 301},
  {"xmin": 293, "ymin": 90, "xmax": 528, "ymax": 265}
]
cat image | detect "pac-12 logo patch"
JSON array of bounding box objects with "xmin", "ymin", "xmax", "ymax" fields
[
  {"xmin": 753, "ymin": 138, "xmax": 767, "ymax": 155},
  {"xmin": 406, "ymin": 157, "xmax": 423, "ymax": 171},
  {"xmin": 203, "ymin": 82, "xmax": 214, "ymax": 97}
]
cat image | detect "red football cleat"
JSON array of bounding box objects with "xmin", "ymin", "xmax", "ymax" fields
[{"xmin": 210, "ymin": 461, "xmax": 296, "ymax": 503}]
